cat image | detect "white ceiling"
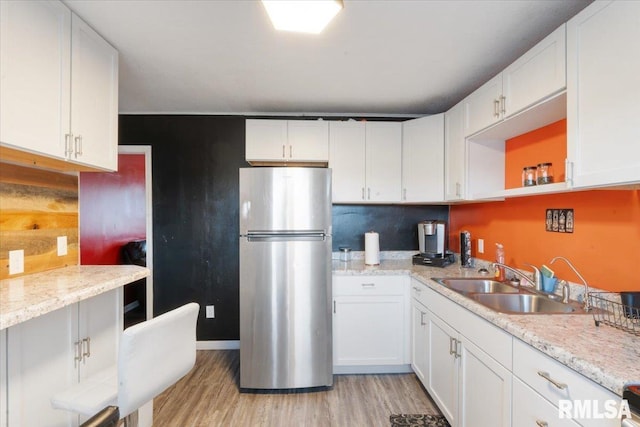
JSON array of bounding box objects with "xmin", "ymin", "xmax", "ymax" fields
[{"xmin": 64, "ymin": 0, "xmax": 592, "ymax": 116}]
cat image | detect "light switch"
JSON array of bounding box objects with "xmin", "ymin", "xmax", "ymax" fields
[
  {"xmin": 57, "ymin": 236, "xmax": 68, "ymax": 256},
  {"xmin": 477, "ymin": 239, "xmax": 484, "ymax": 254},
  {"xmin": 9, "ymin": 249, "xmax": 24, "ymax": 275},
  {"xmin": 206, "ymin": 305, "xmax": 215, "ymax": 318}
]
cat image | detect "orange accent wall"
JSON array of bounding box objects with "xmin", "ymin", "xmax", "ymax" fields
[{"xmin": 450, "ymin": 122, "xmax": 640, "ymax": 292}]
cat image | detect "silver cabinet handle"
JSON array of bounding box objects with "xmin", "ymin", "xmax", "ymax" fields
[
  {"xmin": 403, "ymin": 188, "xmax": 407, "ymax": 200},
  {"xmin": 333, "ymin": 300, "xmax": 336, "ymax": 314},
  {"xmin": 361, "ymin": 188, "xmax": 365, "ymax": 200},
  {"xmin": 493, "ymin": 99, "xmax": 500, "ymax": 118},
  {"xmin": 449, "ymin": 337, "xmax": 456, "ymax": 355},
  {"xmin": 74, "ymin": 340, "xmax": 83, "ymax": 363},
  {"xmin": 420, "ymin": 311, "xmax": 426, "ymax": 326},
  {"xmin": 65, "ymin": 133, "xmax": 74, "ymax": 156},
  {"xmin": 82, "ymin": 337, "xmax": 91, "ymax": 361},
  {"xmin": 289, "ymin": 145, "xmax": 292, "ymax": 158},
  {"xmin": 500, "ymin": 95, "xmax": 506, "ymax": 114},
  {"xmin": 455, "ymin": 339, "xmax": 461, "ymax": 359},
  {"xmin": 537, "ymin": 371, "xmax": 567, "ymax": 390},
  {"xmin": 367, "ymin": 188, "xmax": 371, "ymax": 200},
  {"xmin": 361, "ymin": 283, "xmax": 375, "ymax": 288},
  {"xmin": 74, "ymin": 135, "xmax": 83, "ymax": 156},
  {"xmin": 282, "ymin": 144, "xmax": 286, "ymax": 158},
  {"xmin": 412, "ymin": 286, "xmax": 422, "ymax": 293},
  {"xmin": 535, "ymin": 421, "xmax": 548, "ymax": 427}
]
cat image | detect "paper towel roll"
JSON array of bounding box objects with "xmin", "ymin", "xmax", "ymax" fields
[{"xmin": 365, "ymin": 231, "xmax": 380, "ymax": 265}]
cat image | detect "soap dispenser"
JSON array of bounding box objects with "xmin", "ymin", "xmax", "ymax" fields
[{"xmin": 495, "ymin": 243, "xmax": 505, "ymax": 281}]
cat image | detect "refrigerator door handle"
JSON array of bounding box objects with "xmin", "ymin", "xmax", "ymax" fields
[{"xmin": 246, "ymin": 232, "xmax": 327, "ymax": 242}]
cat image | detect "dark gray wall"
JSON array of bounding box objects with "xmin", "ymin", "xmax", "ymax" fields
[{"xmin": 119, "ymin": 115, "xmax": 449, "ymax": 341}]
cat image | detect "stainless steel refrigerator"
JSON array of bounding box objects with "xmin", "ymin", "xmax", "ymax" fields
[{"xmin": 239, "ymin": 167, "xmax": 333, "ymax": 390}]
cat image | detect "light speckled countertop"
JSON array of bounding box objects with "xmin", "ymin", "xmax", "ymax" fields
[
  {"xmin": 0, "ymin": 265, "xmax": 150, "ymax": 330},
  {"xmin": 333, "ymin": 256, "xmax": 640, "ymax": 396}
]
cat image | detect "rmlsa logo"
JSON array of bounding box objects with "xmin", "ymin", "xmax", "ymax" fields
[{"xmin": 558, "ymin": 399, "xmax": 631, "ymax": 419}]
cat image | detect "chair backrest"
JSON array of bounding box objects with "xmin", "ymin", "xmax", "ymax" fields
[{"xmin": 117, "ymin": 302, "xmax": 199, "ymax": 417}]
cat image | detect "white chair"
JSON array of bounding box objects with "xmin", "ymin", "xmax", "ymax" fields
[{"xmin": 51, "ymin": 302, "xmax": 199, "ymax": 426}]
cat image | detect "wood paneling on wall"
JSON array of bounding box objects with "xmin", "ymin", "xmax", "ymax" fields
[{"xmin": 0, "ymin": 163, "xmax": 78, "ymax": 279}]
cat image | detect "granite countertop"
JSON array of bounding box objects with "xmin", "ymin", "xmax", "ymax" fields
[
  {"xmin": 333, "ymin": 256, "xmax": 640, "ymax": 396},
  {"xmin": 0, "ymin": 265, "xmax": 150, "ymax": 330}
]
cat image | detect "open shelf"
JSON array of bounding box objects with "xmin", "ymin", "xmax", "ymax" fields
[{"xmin": 471, "ymin": 182, "xmax": 568, "ymax": 200}]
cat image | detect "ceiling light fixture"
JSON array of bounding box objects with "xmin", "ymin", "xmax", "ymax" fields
[{"xmin": 261, "ymin": 0, "xmax": 343, "ymax": 34}]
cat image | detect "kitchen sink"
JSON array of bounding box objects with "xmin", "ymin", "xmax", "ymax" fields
[
  {"xmin": 435, "ymin": 278, "xmax": 520, "ymax": 294},
  {"xmin": 469, "ymin": 293, "xmax": 576, "ymax": 314}
]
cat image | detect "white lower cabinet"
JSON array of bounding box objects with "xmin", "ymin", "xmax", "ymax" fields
[
  {"xmin": 6, "ymin": 288, "xmax": 122, "ymax": 427},
  {"xmin": 513, "ymin": 378, "xmax": 581, "ymax": 427},
  {"xmin": 333, "ymin": 275, "xmax": 410, "ymax": 373},
  {"xmin": 410, "ymin": 298, "xmax": 429, "ymax": 384},
  {"xmin": 412, "ymin": 278, "xmax": 512, "ymax": 427}
]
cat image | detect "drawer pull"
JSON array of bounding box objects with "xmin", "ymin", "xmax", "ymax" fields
[
  {"xmin": 361, "ymin": 283, "xmax": 375, "ymax": 288},
  {"xmin": 412, "ymin": 286, "xmax": 422, "ymax": 293},
  {"xmin": 535, "ymin": 420, "xmax": 548, "ymax": 427},
  {"xmin": 537, "ymin": 371, "xmax": 567, "ymax": 390},
  {"xmin": 449, "ymin": 337, "xmax": 457, "ymax": 356}
]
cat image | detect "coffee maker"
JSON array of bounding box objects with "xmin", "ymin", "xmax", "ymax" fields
[{"xmin": 413, "ymin": 220, "xmax": 455, "ymax": 267}]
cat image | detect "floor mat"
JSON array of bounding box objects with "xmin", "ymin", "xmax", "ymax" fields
[{"xmin": 390, "ymin": 414, "xmax": 450, "ymax": 427}]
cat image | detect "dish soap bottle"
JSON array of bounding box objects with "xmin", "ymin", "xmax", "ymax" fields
[{"xmin": 495, "ymin": 243, "xmax": 505, "ymax": 281}]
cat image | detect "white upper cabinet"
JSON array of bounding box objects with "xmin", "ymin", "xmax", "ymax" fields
[
  {"xmin": 328, "ymin": 121, "xmax": 366, "ymax": 202},
  {"xmin": 444, "ymin": 102, "xmax": 466, "ymax": 201},
  {"xmin": 0, "ymin": 0, "xmax": 71, "ymax": 159},
  {"xmin": 0, "ymin": 0, "xmax": 119, "ymax": 171},
  {"xmin": 365, "ymin": 122, "xmax": 402, "ymax": 202},
  {"xmin": 329, "ymin": 121, "xmax": 402, "ymax": 203},
  {"xmin": 69, "ymin": 14, "xmax": 119, "ymax": 171},
  {"xmin": 566, "ymin": 0, "xmax": 640, "ymax": 189},
  {"xmin": 287, "ymin": 120, "xmax": 329, "ymax": 162},
  {"xmin": 464, "ymin": 24, "xmax": 566, "ymax": 137},
  {"xmin": 402, "ymin": 114, "xmax": 445, "ymax": 203},
  {"xmin": 245, "ymin": 119, "xmax": 329, "ymax": 163}
]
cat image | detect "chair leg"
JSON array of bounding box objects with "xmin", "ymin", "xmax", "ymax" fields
[{"xmin": 123, "ymin": 410, "xmax": 138, "ymax": 427}]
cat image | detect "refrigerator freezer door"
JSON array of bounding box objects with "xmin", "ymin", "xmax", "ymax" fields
[
  {"xmin": 239, "ymin": 236, "xmax": 333, "ymax": 389},
  {"xmin": 239, "ymin": 167, "xmax": 332, "ymax": 235}
]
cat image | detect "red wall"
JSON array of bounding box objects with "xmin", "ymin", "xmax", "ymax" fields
[
  {"xmin": 79, "ymin": 154, "xmax": 146, "ymax": 265},
  {"xmin": 450, "ymin": 122, "xmax": 640, "ymax": 292}
]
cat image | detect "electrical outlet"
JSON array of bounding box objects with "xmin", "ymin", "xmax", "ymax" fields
[
  {"xmin": 477, "ymin": 239, "xmax": 484, "ymax": 254},
  {"xmin": 206, "ymin": 305, "xmax": 215, "ymax": 318},
  {"xmin": 9, "ymin": 249, "xmax": 24, "ymax": 275},
  {"xmin": 57, "ymin": 236, "xmax": 68, "ymax": 256}
]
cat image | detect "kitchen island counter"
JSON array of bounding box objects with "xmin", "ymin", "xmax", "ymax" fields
[
  {"xmin": 0, "ymin": 265, "xmax": 149, "ymax": 330},
  {"xmin": 333, "ymin": 257, "xmax": 640, "ymax": 396}
]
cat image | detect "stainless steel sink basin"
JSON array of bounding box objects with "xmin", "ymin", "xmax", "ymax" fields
[
  {"xmin": 435, "ymin": 278, "xmax": 520, "ymax": 294},
  {"xmin": 469, "ymin": 293, "xmax": 576, "ymax": 314}
]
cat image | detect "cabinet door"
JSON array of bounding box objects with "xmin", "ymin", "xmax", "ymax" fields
[
  {"xmin": 567, "ymin": 0, "xmax": 640, "ymax": 188},
  {"xmin": 458, "ymin": 337, "xmax": 511, "ymax": 427},
  {"xmin": 463, "ymin": 74, "xmax": 502, "ymax": 137},
  {"xmin": 402, "ymin": 115, "xmax": 444, "ymax": 203},
  {"xmin": 410, "ymin": 300, "xmax": 429, "ymax": 385},
  {"xmin": 1, "ymin": 329, "xmax": 7, "ymax": 427},
  {"xmin": 0, "ymin": 0, "xmax": 70, "ymax": 158},
  {"xmin": 444, "ymin": 102, "xmax": 466, "ymax": 201},
  {"xmin": 329, "ymin": 121, "xmax": 366, "ymax": 202},
  {"xmin": 333, "ymin": 295, "xmax": 405, "ymax": 366},
  {"xmin": 427, "ymin": 312, "xmax": 458, "ymax": 426},
  {"xmin": 245, "ymin": 119, "xmax": 288, "ymax": 162},
  {"xmin": 503, "ymin": 24, "xmax": 566, "ymax": 118},
  {"xmin": 365, "ymin": 122, "xmax": 402, "ymax": 202},
  {"xmin": 69, "ymin": 14, "xmax": 118, "ymax": 171},
  {"xmin": 7, "ymin": 305, "xmax": 78, "ymax": 427},
  {"xmin": 513, "ymin": 378, "xmax": 581, "ymax": 427},
  {"xmin": 78, "ymin": 288, "xmax": 122, "ymax": 379},
  {"xmin": 287, "ymin": 120, "xmax": 329, "ymax": 162}
]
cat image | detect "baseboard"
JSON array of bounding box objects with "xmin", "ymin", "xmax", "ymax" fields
[
  {"xmin": 196, "ymin": 340, "xmax": 240, "ymax": 350},
  {"xmin": 333, "ymin": 364, "xmax": 413, "ymax": 375}
]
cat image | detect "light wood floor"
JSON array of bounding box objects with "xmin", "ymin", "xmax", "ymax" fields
[{"xmin": 153, "ymin": 350, "xmax": 441, "ymax": 427}]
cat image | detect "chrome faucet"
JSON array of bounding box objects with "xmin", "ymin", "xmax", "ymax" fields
[
  {"xmin": 492, "ymin": 262, "xmax": 542, "ymax": 291},
  {"xmin": 550, "ymin": 256, "xmax": 590, "ymax": 311}
]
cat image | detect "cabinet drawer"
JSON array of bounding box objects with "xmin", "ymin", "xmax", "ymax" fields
[
  {"xmin": 513, "ymin": 377, "xmax": 581, "ymax": 427},
  {"xmin": 333, "ymin": 275, "xmax": 408, "ymax": 296},
  {"xmin": 513, "ymin": 339, "xmax": 620, "ymax": 427}
]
